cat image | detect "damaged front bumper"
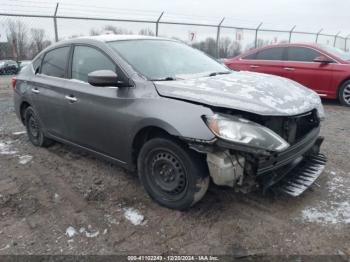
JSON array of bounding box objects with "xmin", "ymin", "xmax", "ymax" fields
[{"xmin": 187, "ymin": 126, "xmax": 327, "ymax": 196}]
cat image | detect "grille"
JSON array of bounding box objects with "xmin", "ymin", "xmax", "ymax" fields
[{"xmin": 263, "ymin": 110, "xmax": 319, "ymax": 145}]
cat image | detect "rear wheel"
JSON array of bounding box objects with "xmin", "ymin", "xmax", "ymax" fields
[
  {"xmin": 24, "ymin": 107, "xmax": 54, "ymax": 147},
  {"xmin": 137, "ymin": 138, "xmax": 209, "ymax": 210},
  {"xmin": 339, "ymin": 80, "xmax": 350, "ymax": 107}
]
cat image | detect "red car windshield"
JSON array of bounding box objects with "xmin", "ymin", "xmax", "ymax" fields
[{"xmin": 317, "ymin": 44, "xmax": 350, "ymax": 61}]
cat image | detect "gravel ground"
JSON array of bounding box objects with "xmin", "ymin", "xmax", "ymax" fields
[{"xmin": 0, "ymin": 75, "xmax": 349, "ymax": 256}]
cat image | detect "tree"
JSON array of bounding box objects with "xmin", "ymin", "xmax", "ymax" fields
[
  {"xmin": 219, "ymin": 37, "xmax": 232, "ymax": 58},
  {"xmin": 139, "ymin": 28, "xmax": 155, "ymax": 36},
  {"xmin": 103, "ymin": 25, "xmax": 133, "ymax": 35},
  {"xmin": 192, "ymin": 37, "xmax": 217, "ymax": 57},
  {"xmin": 230, "ymin": 41, "xmax": 242, "ymax": 57},
  {"xmin": 90, "ymin": 28, "xmax": 101, "ymax": 36},
  {"xmin": 29, "ymin": 28, "xmax": 50, "ymax": 57},
  {"xmin": 6, "ymin": 19, "xmax": 28, "ymax": 60}
]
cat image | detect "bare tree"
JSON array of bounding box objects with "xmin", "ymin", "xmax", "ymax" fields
[
  {"xmin": 29, "ymin": 28, "xmax": 50, "ymax": 57},
  {"xmin": 139, "ymin": 28, "xmax": 155, "ymax": 36},
  {"xmin": 219, "ymin": 37, "xmax": 232, "ymax": 58},
  {"xmin": 230, "ymin": 40, "xmax": 242, "ymax": 57},
  {"xmin": 89, "ymin": 28, "xmax": 101, "ymax": 36},
  {"xmin": 6, "ymin": 19, "xmax": 28, "ymax": 60},
  {"xmin": 103, "ymin": 25, "xmax": 133, "ymax": 35},
  {"xmin": 192, "ymin": 37, "xmax": 217, "ymax": 58}
]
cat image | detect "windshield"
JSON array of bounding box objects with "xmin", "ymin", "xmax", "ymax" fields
[
  {"xmin": 108, "ymin": 39, "xmax": 230, "ymax": 80},
  {"xmin": 317, "ymin": 44, "xmax": 350, "ymax": 61}
]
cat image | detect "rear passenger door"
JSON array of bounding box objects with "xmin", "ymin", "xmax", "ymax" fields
[
  {"xmin": 31, "ymin": 46, "xmax": 72, "ymax": 138},
  {"xmin": 285, "ymin": 46, "xmax": 334, "ymax": 94}
]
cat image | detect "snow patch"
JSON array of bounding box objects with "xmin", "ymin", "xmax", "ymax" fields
[
  {"xmin": 18, "ymin": 155, "xmax": 32, "ymax": 165},
  {"xmin": 302, "ymin": 201, "xmax": 350, "ymax": 224},
  {"xmin": 65, "ymin": 226, "xmax": 78, "ymax": 238},
  {"xmin": 0, "ymin": 244, "xmax": 10, "ymax": 251},
  {"xmin": 301, "ymin": 171, "xmax": 350, "ymax": 224},
  {"xmin": 123, "ymin": 207, "xmax": 144, "ymax": 225},
  {"xmin": 0, "ymin": 141, "xmax": 17, "ymax": 155},
  {"xmin": 79, "ymin": 227, "xmax": 99, "ymax": 238},
  {"xmin": 12, "ymin": 131, "xmax": 26, "ymax": 136}
]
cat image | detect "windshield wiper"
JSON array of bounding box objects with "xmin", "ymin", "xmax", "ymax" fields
[
  {"xmin": 151, "ymin": 76, "xmax": 177, "ymax": 81},
  {"xmin": 208, "ymin": 71, "xmax": 231, "ymax": 77}
]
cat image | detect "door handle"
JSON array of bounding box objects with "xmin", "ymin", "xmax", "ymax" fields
[
  {"xmin": 65, "ymin": 95, "xmax": 78, "ymax": 103},
  {"xmin": 284, "ymin": 67, "xmax": 295, "ymax": 71},
  {"xmin": 250, "ymin": 65, "xmax": 260, "ymax": 68},
  {"xmin": 31, "ymin": 88, "xmax": 40, "ymax": 94}
]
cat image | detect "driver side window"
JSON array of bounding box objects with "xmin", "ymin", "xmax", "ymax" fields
[{"xmin": 72, "ymin": 46, "xmax": 116, "ymax": 83}]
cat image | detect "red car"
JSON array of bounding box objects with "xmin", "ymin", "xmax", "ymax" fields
[{"xmin": 225, "ymin": 43, "xmax": 350, "ymax": 106}]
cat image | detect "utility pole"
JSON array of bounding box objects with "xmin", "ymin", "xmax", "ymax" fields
[
  {"xmin": 289, "ymin": 25, "xmax": 296, "ymax": 43},
  {"xmin": 155, "ymin": 12, "xmax": 164, "ymax": 36},
  {"xmin": 53, "ymin": 3, "xmax": 59, "ymax": 42},
  {"xmin": 315, "ymin": 28, "xmax": 323, "ymax": 43},
  {"xmin": 216, "ymin": 17, "xmax": 225, "ymax": 58},
  {"xmin": 255, "ymin": 22, "xmax": 263, "ymax": 48}
]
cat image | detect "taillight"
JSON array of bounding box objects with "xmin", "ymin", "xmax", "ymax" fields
[{"xmin": 11, "ymin": 77, "xmax": 16, "ymax": 90}]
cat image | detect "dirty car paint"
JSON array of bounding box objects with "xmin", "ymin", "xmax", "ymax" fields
[{"xmin": 155, "ymin": 71, "xmax": 322, "ymax": 116}]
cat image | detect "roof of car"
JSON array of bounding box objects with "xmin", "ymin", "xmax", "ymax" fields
[
  {"xmin": 74, "ymin": 34, "xmax": 170, "ymax": 42},
  {"xmin": 253, "ymin": 42, "xmax": 322, "ymax": 50}
]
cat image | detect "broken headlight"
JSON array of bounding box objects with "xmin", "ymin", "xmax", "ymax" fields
[{"xmin": 205, "ymin": 114, "xmax": 290, "ymax": 152}]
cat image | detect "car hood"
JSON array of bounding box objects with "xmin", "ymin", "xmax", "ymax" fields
[{"xmin": 154, "ymin": 71, "xmax": 322, "ymax": 116}]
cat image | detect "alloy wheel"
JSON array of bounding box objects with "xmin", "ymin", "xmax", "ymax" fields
[{"xmin": 343, "ymin": 84, "xmax": 350, "ymax": 105}]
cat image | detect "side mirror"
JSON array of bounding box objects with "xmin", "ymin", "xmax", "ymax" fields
[
  {"xmin": 88, "ymin": 70, "xmax": 119, "ymax": 87},
  {"xmin": 313, "ymin": 56, "xmax": 331, "ymax": 64}
]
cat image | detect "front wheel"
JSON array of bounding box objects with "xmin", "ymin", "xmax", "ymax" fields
[
  {"xmin": 339, "ymin": 80, "xmax": 350, "ymax": 107},
  {"xmin": 137, "ymin": 138, "xmax": 209, "ymax": 210}
]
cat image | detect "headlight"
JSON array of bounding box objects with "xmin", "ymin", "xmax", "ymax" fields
[
  {"xmin": 205, "ymin": 114, "xmax": 290, "ymax": 152},
  {"xmin": 316, "ymin": 102, "xmax": 325, "ymax": 121}
]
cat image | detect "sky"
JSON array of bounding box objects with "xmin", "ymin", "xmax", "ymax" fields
[{"xmin": 1, "ymin": 0, "xmax": 350, "ymax": 49}]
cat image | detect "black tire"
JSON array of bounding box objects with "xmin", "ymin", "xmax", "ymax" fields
[
  {"xmin": 137, "ymin": 138, "xmax": 209, "ymax": 210},
  {"xmin": 339, "ymin": 80, "xmax": 350, "ymax": 107},
  {"xmin": 24, "ymin": 106, "xmax": 54, "ymax": 147}
]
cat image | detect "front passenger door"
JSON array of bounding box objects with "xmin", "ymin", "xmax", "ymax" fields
[
  {"xmin": 284, "ymin": 46, "xmax": 334, "ymax": 94},
  {"xmin": 63, "ymin": 45, "xmax": 132, "ymax": 161}
]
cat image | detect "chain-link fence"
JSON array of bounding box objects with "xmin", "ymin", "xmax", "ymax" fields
[{"xmin": 0, "ymin": 5, "xmax": 349, "ymax": 63}]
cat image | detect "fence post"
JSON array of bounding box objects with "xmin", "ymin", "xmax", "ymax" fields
[
  {"xmin": 315, "ymin": 28, "xmax": 323, "ymax": 43},
  {"xmin": 334, "ymin": 31, "xmax": 341, "ymax": 47},
  {"xmin": 289, "ymin": 25, "xmax": 296, "ymax": 43},
  {"xmin": 255, "ymin": 22, "xmax": 263, "ymax": 48},
  {"xmin": 53, "ymin": 3, "xmax": 59, "ymax": 42},
  {"xmin": 155, "ymin": 12, "xmax": 164, "ymax": 36},
  {"xmin": 345, "ymin": 34, "xmax": 350, "ymax": 52},
  {"xmin": 216, "ymin": 17, "xmax": 225, "ymax": 58}
]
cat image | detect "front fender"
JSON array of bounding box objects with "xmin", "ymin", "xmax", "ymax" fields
[{"xmin": 130, "ymin": 97, "xmax": 216, "ymax": 141}]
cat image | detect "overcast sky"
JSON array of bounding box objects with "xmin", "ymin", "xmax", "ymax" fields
[
  {"xmin": 1, "ymin": 0, "xmax": 350, "ymax": 48},
  {"xmin": 1, "ymin": 0, "xmax": 349, "ymax": 34}
]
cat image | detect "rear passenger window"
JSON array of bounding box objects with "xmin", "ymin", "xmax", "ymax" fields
[
  {"xmin": 242, "ymin": 52, "xmax": 257, "ymax": 60},
  {"xmin": 41, "ymin": 47, "xmax": 70, "ymax": 78},
  {"xmin": 72, "ymin": 46, "xmax": 115, "ymax": 83},
  {"xmin": 255, "ymin": 47, "xmax": 285, "ymax": 61},
  {"xmin": 287, "ymin": 47, "xmax": 323, "ymax": 62}
]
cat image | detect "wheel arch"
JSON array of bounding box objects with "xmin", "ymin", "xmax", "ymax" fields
[
  {"xmin": 131, "ymin": 124, "xmax": 184, "ymax": 169},
  {"xmin": 337, "ymin": 77, "xmax": 350, "ymax": 97},
  {"xmin": 19, "ymin": 101, "xmax": 31, "ymax": 125}
]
